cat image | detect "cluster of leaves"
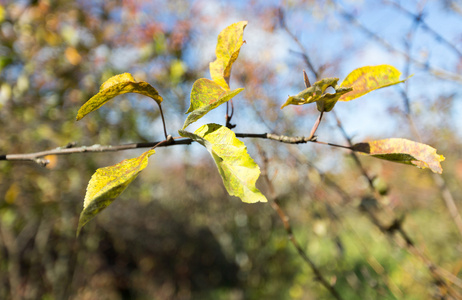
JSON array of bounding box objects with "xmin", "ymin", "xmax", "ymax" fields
[{"xmin": 75, "ymin": 21, "xmax": 445, "ymax": 236}]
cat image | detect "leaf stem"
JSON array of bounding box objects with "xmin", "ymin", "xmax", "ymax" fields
[
  {"xmin": 307, "ymin": 111, "xmax": 324, "ymax": 141},
  {"xmin": 157, "ymin": 102, "xmax": 168, "ymax": 139}
]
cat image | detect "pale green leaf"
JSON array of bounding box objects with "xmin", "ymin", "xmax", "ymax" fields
[
  {"xmin": 76, "ymin": 73, "xmax": 163, "ymax": 121},
  {"xmin": 281, "ymin": 78, "xmax": 352, "ymax": 112},
  {"xmin": 77, "ymin": 149, "xmax": 155, "ymax": 235},
  {"xmin": 209, "ymin": 21, "xmax": 247, "ymax": 90},
  {"xmin": 183, "ymin": 78, "xmax": 243, "ymax": 129},
  {"xmin": 339, "ymin": 65, "xmax": 410, "ymax": 102},
  {"xmin": 352, "ymin": 138, "xmax": 445, "ymax": 174},
  {"xmin": 179, "ymin": 124, "xmax": 267, "ymax": 203}
]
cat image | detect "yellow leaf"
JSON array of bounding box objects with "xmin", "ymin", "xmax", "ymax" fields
[
  {"xmin": 77, "ymin": 149, "xmax": 155, "ymax": 236},
  {"xmin": 209, "ymin": 21, "xmax": 247, "ymax": 90},
  {"xmin": 183, "ymin": 78, "xmax": 243, "ymax": 129},
  {"xmin": 179, "ymin": 124, "xmax": 267, "ymax": 203},
  {"xmin": 339, "ymin": 65, "xmax": 410, "ymax": 102},
  {"xmin": 352, "ymin": 138, "xmax": 445, "ymax": 174},
  {"xmin": 76, "ymin": 73, "xmax": 163, "ymax": 121}
]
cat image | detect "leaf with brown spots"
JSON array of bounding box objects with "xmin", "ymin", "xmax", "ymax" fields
[
  {"xmin": 76, "ymin": 73, "xmax": 162, "ymax": 121},
  {"xmin": 209, "ymin": 21, "xmax": 247, "ymax": 90},
  {"xmin": 77, "ymin": 149, "xmax": 155, "ymax": 236},
  {"xmin": 183, "ymin": 78, "xmax": 243, "ymax": 129},
  {"xmin": 352, "ymin": 138, "xmax": 445, "ymax": 174},
  {"xmin": 280, "ymin": 77, "xmax": 352, "ymax": 112},
  {"xmin": 339, "ymin": 65, "xmax": 410, "ymax": 102}
]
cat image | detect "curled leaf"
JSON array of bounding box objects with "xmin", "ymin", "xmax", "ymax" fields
[
  {"xmin": 209, "ymin": 21, "xmax": 247, "ymax": 90},
  {"xmin": 352, "ymin": 138, "xmax": 445, "ymax": 174},
  {"xmin": 183, "ymin": 78, "xmax": 243, "ymax": 129},
  {"xmin": 339, "ymin": 65, "xmax": 410, "ymax": 102},
  {"xmin": 76, "ymin": 73, "xmax": 163, "ymax": 121},
  {"xmin": 281, "ymin": 78, "xmax": 352, "ymax": 112},
  {"xmin": 179, "ymin": 124, "xmax": 267, "ymax": 203},
  {"xmin": 77, "ymin": 149, "xmax": 155, "ymax": 236}
]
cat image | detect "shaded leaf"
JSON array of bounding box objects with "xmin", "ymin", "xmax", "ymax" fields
[
  {"xmin": 179, "ymin": 124, "xmax": 267, "ymax": 203},
  {"xmin": 183, "ymin": 78, "xmax": 243, "ymax": 129},
  {"xmin": 339, "ymin": 65, "xmax": 410, "ymax": 102},
  {"xmin": 209, "ymin": 21, "xmax": 247, "ymax": 90},
  {"xmin": 77, "ymin": 149, "xmax": 155, "ymax": 235},
  {"xmin": 76, "ymin": 73, "xmax": 163, "ymax": 121},
  {"xmin": 352, "ymin": 138, "xmax": 445, "ymax": 174},
  {"xmin": 281, "ymin": 78, "xmax": 352, "ymax": 112}
]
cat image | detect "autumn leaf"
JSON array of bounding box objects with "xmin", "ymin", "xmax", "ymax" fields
[
  {"xmin": 76, "ymin": 73, "xmax": 163, "ymax": 121},
  {"xmin": 281, "ymin": 78, "xmax": 352, "ymax": 112},
  {"xmin": 77, "ymin": 149, "xmax": 155, "ymax": 236},
  {"xmin": 352, "ymin": 138, "xmax": 445, "ymax": 174},
  {"xmin": 183, "ymin": 78, "xmax": 243, "ymax": 129},
  {"xmin": 179, "ymin": 124, "xmax": 267, "ymax": 203},
  {"xmin": 209, "ymin": 21, "xmax": 247, "ymax": 90},
  {"xmin": 339, "ymin": 65, "xmax": 410, "ymax": 102}
]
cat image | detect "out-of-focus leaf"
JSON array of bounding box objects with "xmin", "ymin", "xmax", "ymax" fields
[
  {"xmin": 76, "ymin": 73, "xmax": 163, "ymax": 121},
  {"xmin": 352, "ymin": 138, "xmax": 445, "ymax": 174},
  {"xmin": 209, "ymin": 21, "xmax": 247, "ymax": 90},
  {"xmin": 179, "ymin": 124, "xmax": 267, "ymax": 203},
  {"xmin": 77, "ymin": 149, "xmax": 155, "ymax": 236},
  {"xmin": 183, "ymin": 78, "xmax": 243, "ymax": 129},
  {"xmin": 339, "ymin": 65, "xmax": 410, "ymax": 102},
  {"xmin": 281, "ymin": 78, "xmax": 352, "ymax": 112}
]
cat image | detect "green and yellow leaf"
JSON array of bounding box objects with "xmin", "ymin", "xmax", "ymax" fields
[
  {"xmin": 281, "ymin": 78, "xmax": 352, "ymax": 112},
  {"xmin": 183, "ymin": 78, "xmax": 243, "ymax": 129},
  {"xmin": 352, "ymin": 138, "xmax": 445, "ymax": 174},
  {"xmin": 339, "ymin": 65, "xmax": 410, "ymax": 102},
  {"xmin": 76, "ymin": 73, "xmax": 163, "ymax": 121},
  {"xmin": 77, "ymin": 149, "xmax": 155, "ymax": 235},
  {"xmin": 179, "ymin": 124, "xmax": 267, "ymax": 203},
  {"xmin": 209, "ymin": 21, "xmax": 247, "ymax": 90}
]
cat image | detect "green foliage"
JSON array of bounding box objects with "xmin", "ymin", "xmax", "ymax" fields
[
  {"xmin": 179, "ymin": 124, "xmax": 267, "ymax": 203},
  {"xmin": 281, "ymin": 77, "xmax": 352, "ymax": 112},
  {"xmin": 77, "ymin": 149, "xmax": 155, "ymax": 235}
]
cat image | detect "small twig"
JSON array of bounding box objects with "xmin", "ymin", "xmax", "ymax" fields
[
  {"xmin": 334, "ymin": 1, "xmax": 462, "ymax": 83},
  {"xmin": 333, "ymin": 111, "xmax": 462, "ymax": 297},
  {"xmin": 156, "ymin": 102, "xmax": 169, "ymax": 139},
  {"xmin": 259, "ymin": 151, "xmax": 343, "ymax": 300},
  {"xmin": 307, "ymin": 111, "xmax": 324, "ymax": 141},
  {"xmin": 386, "ymin": 0, "xmax": 462, "ymax": 59},
  {"xmin": 278, "ymin": 7, "xmax": 319, "ymax": 80}
]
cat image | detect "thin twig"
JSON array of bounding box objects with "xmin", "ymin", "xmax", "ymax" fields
[
  {"xmin": 259, "ymin": 150, "xmax": 343, "ymax": 300},
  {"xmin": 0, "ymin": 132, "xmax": 354, "ymax": 165},
  {"xmin": 307, "ymin": 111, "xmax": 324, "ymax": 141},
  {"xmin": 334, "ymin": 1, "xmax": 462, "ymax": 84},
  {"xmin": 385, "ymin": 0, "xmax": 462, "ymax": 59},
  {"xmin": 332, "ymin": 111, "xmax": 462, "ymax": 297},
  {"xmin": 157, "ymin": 102, "xmax": 169, "ymax": 139},
  {"xmin": 278, "ymin": 7, "xmax": 319, "ymax": 79}
]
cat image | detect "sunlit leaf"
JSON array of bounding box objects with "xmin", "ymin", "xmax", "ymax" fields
[
  {"xmin": 209, "ymin": 21, "xmax": 247, "ymax": 90},
  {"xmin": 76, "ymin": 73, "xmax": 163, "ymax": 121},
  {"xmin": 352, "ymin": 138, "xmax": 445, "ymax": 174},
  {"xmin": 281, "ymin": 78, "xmax": 352, "ymax": 112},
  {"xmin": 179, "ymin": 124, "xmax": 267, "ymax": 203},
  {"xmin": 339, "ymin": 65, "xmax": 410, "ymax": 102},
  {"xmin": 183, "ymin": 78, "xmax": 243, "ymax": 129},
  {"xmin": 77, "ymin": 149, "xmax": 155, "ymax": 236}
]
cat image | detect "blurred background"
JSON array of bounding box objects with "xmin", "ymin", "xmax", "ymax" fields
[{"xmin": 1, "ymin": 0, "xmax": 462, "ymax": 299}]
